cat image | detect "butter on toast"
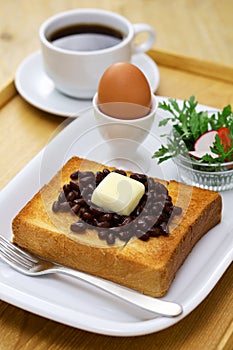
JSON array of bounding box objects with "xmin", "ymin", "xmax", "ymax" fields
[{"xmin": 12, "ymin": 156, "xmax": 222, "ymax": 297}]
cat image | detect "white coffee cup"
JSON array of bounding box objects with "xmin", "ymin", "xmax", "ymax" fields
[{"xmin": 39, "ymin": 8, "xmax": 155, "ymax": 99}]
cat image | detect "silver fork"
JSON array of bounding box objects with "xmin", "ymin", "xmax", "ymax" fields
[{"xmin": 0, "ymin": 235, "xmax": 182, "ymax": 317}]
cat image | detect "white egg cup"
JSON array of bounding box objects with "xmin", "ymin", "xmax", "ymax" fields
[{"xmin": 92, "ymin": 93, "xmax": 157, "ymax": 172}]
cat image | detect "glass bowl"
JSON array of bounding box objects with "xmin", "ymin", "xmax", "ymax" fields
[{"xmin": 173, "ymin": 154, "xmax": 233, "ymax": 191}]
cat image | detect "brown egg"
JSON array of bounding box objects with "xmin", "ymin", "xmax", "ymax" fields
[{"xmin": 97, "ymin": 62, "xmax": 152, "ymax": 119}]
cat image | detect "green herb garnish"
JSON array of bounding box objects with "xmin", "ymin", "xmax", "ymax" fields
[{"xmin": 153, "ymin": 96, "xmax": 233, "ymax": 164}]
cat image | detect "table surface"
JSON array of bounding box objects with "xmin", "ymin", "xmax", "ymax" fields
[
  {"xmin": 0, "ymin": 0, "xmax": 233, "ymax": 89},
  {"xmin": 0, "ymin": 1, "xmax": 233, "ymax": 349}
]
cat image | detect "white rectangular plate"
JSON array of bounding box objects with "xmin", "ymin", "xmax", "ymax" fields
[{"xmin": 0, "ymin": 97, "xmax": 232, "ymax": 336}]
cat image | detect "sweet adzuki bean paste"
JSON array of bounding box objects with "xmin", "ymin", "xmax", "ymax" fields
[{"xmin": 52, "ymin": 168, "xmax": 182, "ymax": 245}]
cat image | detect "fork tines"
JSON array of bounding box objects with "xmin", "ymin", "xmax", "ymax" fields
[{"xmin": 0, "ymin": 235, "xmax": 38, "ymax": 269}]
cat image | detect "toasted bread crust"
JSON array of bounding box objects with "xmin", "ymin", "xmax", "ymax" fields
[{"xmin": 12, "ymin": 156, "xmax": 222, "ymax": 297}]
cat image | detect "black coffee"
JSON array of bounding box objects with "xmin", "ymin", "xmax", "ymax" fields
[{"xmin": 47, "ymin": 23, "xmax": 124, "ymax": 51}]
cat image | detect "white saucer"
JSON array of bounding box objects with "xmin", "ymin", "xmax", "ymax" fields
[{"xmin": 14, "ymin": 50, "xmax": 160, "ymax": 117}]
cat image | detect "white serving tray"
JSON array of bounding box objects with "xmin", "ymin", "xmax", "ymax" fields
[{"xmin": 0, "ymin": 97, "xmax": 232, "ymax": 336}]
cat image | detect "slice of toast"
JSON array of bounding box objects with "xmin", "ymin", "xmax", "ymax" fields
[{"xmin": 12, "ymin": 156, "xmax": 222, "ymax": 297}]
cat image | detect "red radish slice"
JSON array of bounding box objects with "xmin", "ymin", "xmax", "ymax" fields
[
  {"xmin": 188, "ymin": 130, "xmax": 218, "ymax": 160},
  {"xmin": 189, "ymin": 150, "xmax": 218, "ymax": 159},
  {"xmin": 194, "ymin": 130, "xmax": 218, "ymax": 151}
]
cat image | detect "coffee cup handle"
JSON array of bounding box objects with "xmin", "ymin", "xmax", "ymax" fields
[{"xmin": 132, "ymin": 23, "xmax": 155, "ymax": 54}]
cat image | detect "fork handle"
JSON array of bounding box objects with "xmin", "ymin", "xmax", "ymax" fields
[{"xmin": 52, "ymin": 266, "xmax": 182, "ymax": 317}]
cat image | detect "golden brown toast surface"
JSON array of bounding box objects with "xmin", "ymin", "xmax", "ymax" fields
[{"xmin": 12, "ymin": 156, "xmax": 222, "ymax": 297}]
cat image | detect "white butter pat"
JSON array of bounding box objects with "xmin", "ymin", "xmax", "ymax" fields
[{"xmin": 91, "ymin": 172, "xmax": 145, "ymax": 216}]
